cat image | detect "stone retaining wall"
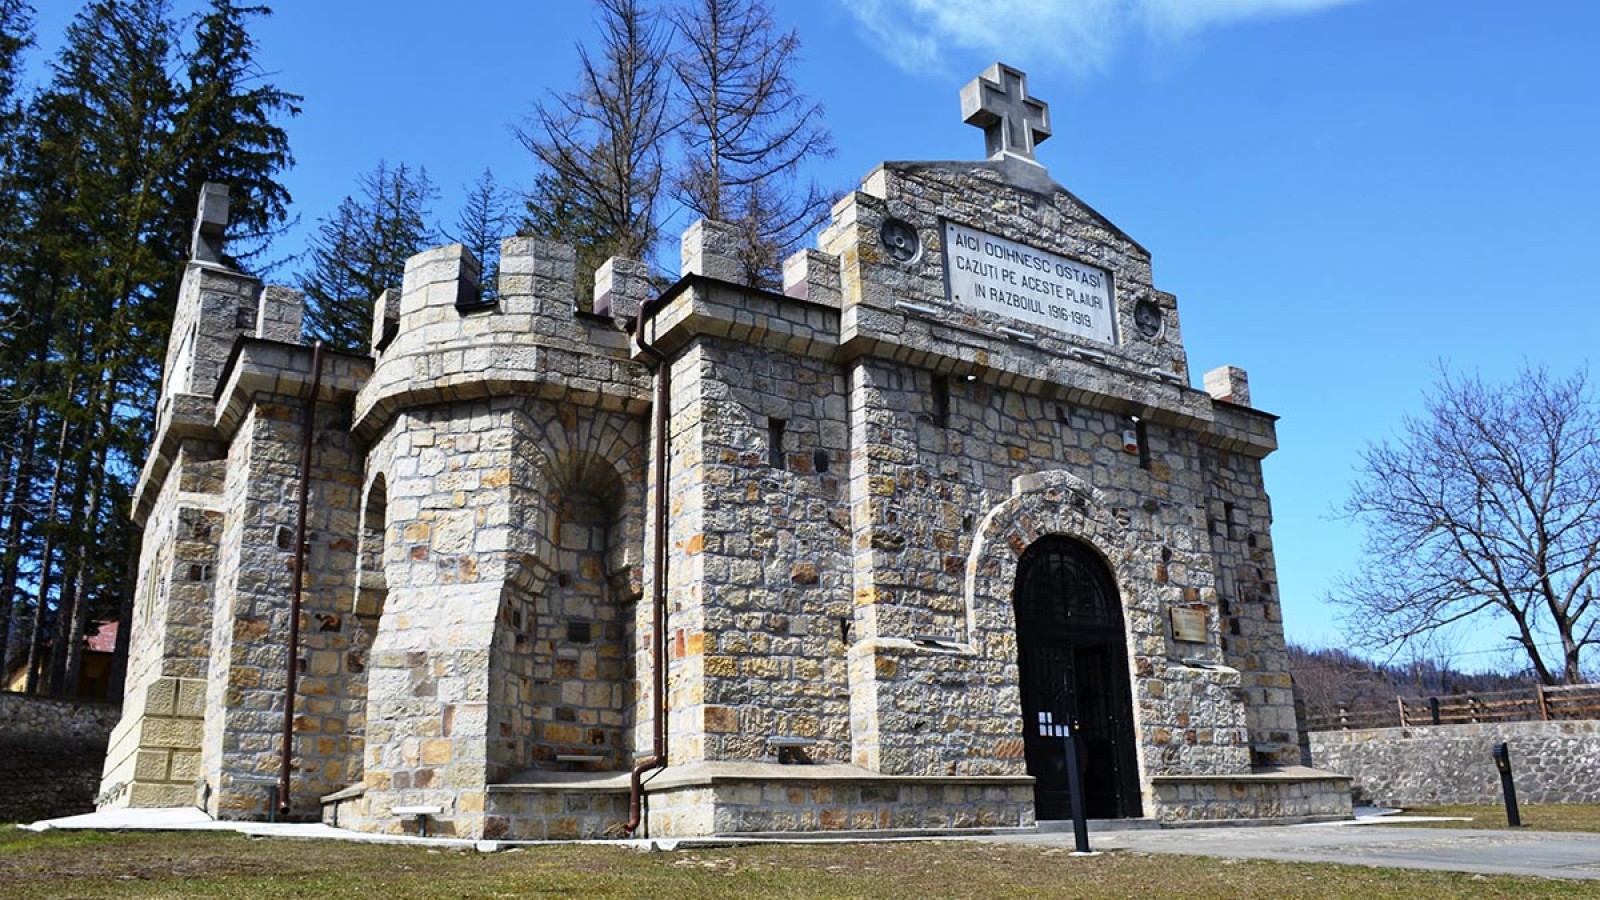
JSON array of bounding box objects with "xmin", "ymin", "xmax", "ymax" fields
[
  {"xmin": 0, "ymin": 693, "xmax": 121, "ymax": 822},
  {"xmin": 1310, "ymin": 720, "xmax": 1600, "ymax": 805}
]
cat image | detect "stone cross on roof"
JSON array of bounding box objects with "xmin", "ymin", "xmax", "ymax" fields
[
  {"xmin": 190, "ymin": 182, "xmax": 230, "ymax": 265},
  {"xmin": 961, "ymin": 63, "xmax": 1051, "ymax": 162}
]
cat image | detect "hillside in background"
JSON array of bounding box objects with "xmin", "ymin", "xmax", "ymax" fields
[{"xmin": 1288, "ymin": 643, "xmax": 1538, "ymax": 726}]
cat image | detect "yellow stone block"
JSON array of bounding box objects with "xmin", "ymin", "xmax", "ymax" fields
[
  {"xmin": 421, "ymin": 738, "xmax": 453, "ymax": 765},
  {"xmin": 144, "ymin": 679, "xmax": 177, "ymax": 717},
  {"xmin": 704, "ymin": 706, "xmax": 738, "ymax": 733},
  {"xmin": 175, "ymin": 679, "xmax": 207, "ymax": 717},
  {"xmin": 169, "ymin": 751, "xmax": 202, "ymax": 781},
  {"xmin": 128, "ymin": 783, "xmax": 195, "ymax": 808},
  {"xmin": 132, "ymin": 749, "xmax": 170, "ymax": 781},
  {"xmin": 141, "ymin": 716, "xmax": 203, "ymax": 750}
]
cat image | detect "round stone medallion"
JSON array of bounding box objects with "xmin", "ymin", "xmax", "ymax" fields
[
  {"xmin": 1133, "ymin": 299, "xmax": 1163, "ymax": 339},
  {"xmin": 880, "ymin": 218, "xmax": 920, "ymax": 263}
]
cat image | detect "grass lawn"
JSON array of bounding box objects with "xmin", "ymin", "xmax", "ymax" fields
[
  {"xmin": 0, "ymin": 826, "xmax": 1593, "ymax": 899},
  {"xmin": 1388, "ymin": 804, "xmax": 1600, "ymax": 833}
]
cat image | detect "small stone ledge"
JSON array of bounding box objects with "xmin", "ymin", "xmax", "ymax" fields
[
  {"xmin": 862, "ymin": 636, "xmax": 979, "ymax": 658},
  {"xmin": 132, "ymin": 392, "xmax": 221, "ymax": 523},
  {"xmin": 352, "ymin": 351, "xmax": 651, "ymax": 442},
  {"xmin": 1149, "ymin": 765, "xmax": 1350, "ymax": 785},
  {"xmin": 834, "ymin": 325, "xmax": 1235, "ymax": 445},
  {"xmin": 320, "ymin": 783, "xmax": 365, "ymax": 803},
  {"xmin": 493, "ymin": 761, "xmax": 1036, "ymax": 792},
  {"xmin": 645, "ymin": 761, "xmax": 1033, "ymax": 790},
  {"xmin": 1150, "ymin": 765, "xmax": 1354, "ymax": 826},
  {"xmin": 354, "ymin": 333, "xmax": 649, "ymax": 441},
  {"xmin": 637, "ymin": 276, "xmax": 841, "ymax": 362},
  {"xmin": 212, "ymin": 339, "xmax": 371, "ymax": 439}
]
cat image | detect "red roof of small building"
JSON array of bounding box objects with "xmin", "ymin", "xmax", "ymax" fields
[{"xmin": 84, "ymin": 621, "xmax": 118, "ymax": 654}]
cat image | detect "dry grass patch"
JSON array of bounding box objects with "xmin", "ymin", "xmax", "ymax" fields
[
  {"xmin": 1, "ymin": 827, "xmax": 1593, "ymax": 899},
  {"xmin": 1389, "ymin": 804, "xmax": 1600, "ymax": 833}
]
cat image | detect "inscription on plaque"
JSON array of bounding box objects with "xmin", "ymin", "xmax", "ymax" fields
[
  {"xmin": 1170, "ymin": 607, "xmax": 1207, "ymax": 643},
  {"xmin": 943, "ymin": 221, "xmax": 1116, "ymax": 344}
]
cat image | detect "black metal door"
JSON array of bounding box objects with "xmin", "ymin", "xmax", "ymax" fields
[{"xmin": 1013, "ymin": 536, "xmax": 1142, "ymax": 819}]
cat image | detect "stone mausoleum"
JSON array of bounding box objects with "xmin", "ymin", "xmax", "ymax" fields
[{"xmin": 97, "ymin": 65, "xmax": 1350, "ymax": 838}]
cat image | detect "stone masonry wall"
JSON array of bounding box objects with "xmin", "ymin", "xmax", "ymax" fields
[
  {"xmin": 1311, "ymin": 721, "xmax": 1600, "ymax": 805},
  {"xmin": 1203, "ymin": 433, "xmax": 1300, "ymax": 764},
  {"xmin": 100, "ymin": 447, "xmax": 222, "ymax": 810},
  {"xmin": 105, "ymin": 250, "xmax": 312, "ymax": 814},
  {"xmin": 202, "ymin": 377, "xmax": 367, "ymax": 820},
  {"xmin": 665, "ymin": 336, "xmax": 854, "ymax": 766},
  {"xmin": 841, "ymin": 357, "xmax": 1255, "ymax": 785},
  {"xmin": 0, "ymin": 693, "xmax": 120, "ymax": 822},
  {"xmin": 351, "ymin": 240, "xmax": 649, "ymax": 838},
  {"xmin": 812, "ymin": 160, "xmax": 1281, "ymax": 803}
]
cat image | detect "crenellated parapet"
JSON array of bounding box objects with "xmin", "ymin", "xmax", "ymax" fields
[{"xmin": 352, "ymin": 239, "xmax": 653, "ymax": 443}]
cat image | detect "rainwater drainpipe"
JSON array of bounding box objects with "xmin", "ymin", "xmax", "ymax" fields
[
  {"xmin": 623, "ymin": 298, "xmax": 671, "ymax": 836},
  {"xmin": 280, "ymin": 340, "xmax": 324, "ymax": 817}
]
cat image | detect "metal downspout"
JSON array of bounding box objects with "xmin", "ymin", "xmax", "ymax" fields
[
  {"xmin": 280, "ymin": 340, "xmax": 324, "ymax": 817},
  {"xmin": 623, "ymin": 300, "xmax": 671, "ymax": 836}
]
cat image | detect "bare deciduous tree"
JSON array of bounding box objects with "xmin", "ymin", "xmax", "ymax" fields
[
  {"xmin": 519, "ymin": 0, "xmax": 671, "ymax": 299},
  {"xmin": 1336, "ymin": 365, "xmax": 1600, "ymax": 684},
  {"xmin": 670, "ymin": 0, "xmax": 833, "ymax": 287}
]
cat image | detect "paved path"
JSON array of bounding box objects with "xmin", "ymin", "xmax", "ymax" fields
[
  {"xmin": 30, "ymin": 808, "xmax": 1600, "ymax": 881},
  {"xmin": 984, "ymin": 822, "xmax": 1600, "ymax": 881}
]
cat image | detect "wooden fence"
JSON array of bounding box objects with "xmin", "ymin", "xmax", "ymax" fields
[{"xmin": 1303, "ymin": 683, "xmax": 1600, "ymax": 732}]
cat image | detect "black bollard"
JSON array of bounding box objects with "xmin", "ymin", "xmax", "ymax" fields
[
  {"xmin": 1062, "ymin": 721, "xmax": 1091, "ymax": 854},
  {"xmin": 1491, "ymin": 742, "xmax": 1522, "ymax": 828}
]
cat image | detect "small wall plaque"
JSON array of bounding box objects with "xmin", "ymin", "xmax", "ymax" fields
[{"xmin": 1170, "ymin": 607, "xmax": 1207, "ymax": 643}]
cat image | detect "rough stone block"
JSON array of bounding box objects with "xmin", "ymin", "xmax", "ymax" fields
[{"xmin": 680, "ymin": 219, "xmax": 745, "ymax": 284}]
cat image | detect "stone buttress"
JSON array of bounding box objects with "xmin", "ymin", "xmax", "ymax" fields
[{"xmin": 103, "ymin": 184, "xmax": 372, "ymax": 817}]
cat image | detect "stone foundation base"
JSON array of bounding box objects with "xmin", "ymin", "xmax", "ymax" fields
[
  {"xmin": 96, "ymin": 676, "xmax": 206, "ymax": 811},
  {"xmin": 323, "ymin": 763, "xmax": 1035, "ymax": 840},
  {"xmin": 639, "ymin": 763, "xmax": 1035, "ymax": 837},
  {"xmin": 324, "ymin": 765, "xmax": 1346, "ymax": 838},
  {"xmin": 1149, "ymin": 765, "xmax": 1352, "ymax": 824}
]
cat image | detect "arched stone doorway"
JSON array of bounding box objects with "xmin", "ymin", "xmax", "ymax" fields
[{"xmin": 1012, "ymin": 535, "xmax": 1142, "ymax": 820}]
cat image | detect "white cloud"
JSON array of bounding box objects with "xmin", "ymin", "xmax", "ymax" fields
[{"xmin": 843, "ymin": 0, "xmax": 1362, "ymax": 77}]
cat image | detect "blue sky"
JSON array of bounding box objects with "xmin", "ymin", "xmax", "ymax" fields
[{"xmin": 23, "ymin": 1, "xmax": 1600, "ymax": 671}]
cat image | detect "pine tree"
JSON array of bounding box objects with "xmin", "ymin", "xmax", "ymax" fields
[
  {"xmin": 0, "ymin": 1, "xmax": 32, "ymax": 143},
  {"xmin": 170, "ymin": 0, "xmax": 300, "ymax": 273},
  {"xmin": 449, "ymin": 168, "xmax": 513, "ymax": 299},
  {"xmin": 0, "ymin": 0, "xmax": 184, "ymax": 693},
  {"xmin": 670, "ymin": 0, "xmax": 834, "ymax": 287},
  {"xmin": 520, "ymin": 0, "xmax": 671, "ymax": 299},
  {"xmin": 299, "ymin": 160, "xmax": 438, "ymax": 352},
  {"xmin": 0, "ymin": 1, "xmax": 34, "ymax": 670},
  {"xmin": 0, "ymin": 0, "xmax": 297, "ymax": 693}
]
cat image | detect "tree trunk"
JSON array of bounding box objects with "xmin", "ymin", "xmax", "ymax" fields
[
  {"xmin": 63, "ymin": 370, "xmax": 119, "ymax": 695},
  {"xmin": 22, "ymin": 414, "xmax": 68, "ymax": 694},
  {"xmin": 0, "ymin": 397, "xmax": 40, "ymax": 676}
]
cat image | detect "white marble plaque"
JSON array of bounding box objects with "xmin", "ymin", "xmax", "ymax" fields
[{"xmin": 943, "ymin": 221, "xmax": 1116, "ymax": 344}]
